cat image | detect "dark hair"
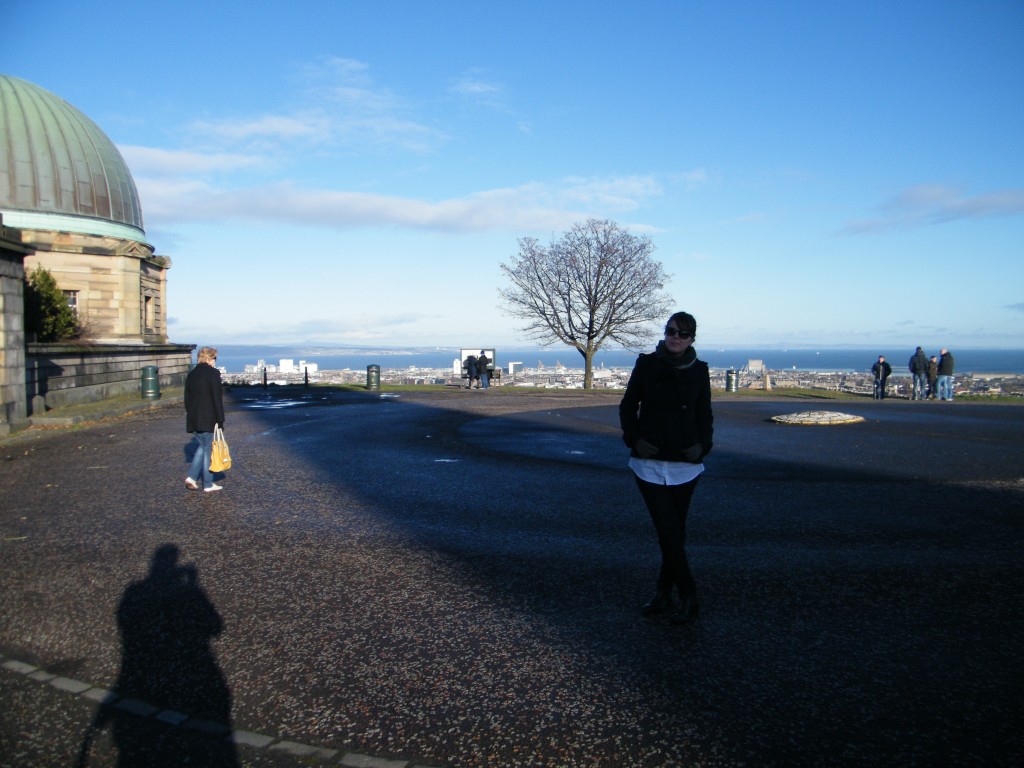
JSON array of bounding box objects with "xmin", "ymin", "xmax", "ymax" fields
[{"xmin": 666, "ymin": 311, "xmax": 697, "ymax": 337}]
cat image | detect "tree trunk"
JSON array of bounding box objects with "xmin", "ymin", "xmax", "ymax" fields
[{"xmin": 577, "ymin": 345, "xmax": 596, "ymax": 389}]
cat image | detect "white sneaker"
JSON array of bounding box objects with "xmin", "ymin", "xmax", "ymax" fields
[
  {"xmin": 184, "ymin": 477, "xmax": 198, "ymax": 490},
  {"xmin": 203, "ymin": 484, "xmax": 223, "ymax": 493}
]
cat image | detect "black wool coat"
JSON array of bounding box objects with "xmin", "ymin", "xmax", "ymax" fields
[
  {"xmin": 619, "ymin": 348, "xmax": 714, "ymax": 463},
  {"xmin": 184, "ymin": 363, "xmax": 225, "ymax": 433}
]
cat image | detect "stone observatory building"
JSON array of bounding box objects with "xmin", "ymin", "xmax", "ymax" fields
[
  {"xmin": 0, "ymin": 74, "xmax": 192, "ymax": 433},
  {"xmin": 0, "ymin": 74, "xmax": 168, "ymax": 343}
]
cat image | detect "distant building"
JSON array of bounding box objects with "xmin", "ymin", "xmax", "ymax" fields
[{"xmin": 743, "ymin": 359, "xmax": 765, "ymax": 374}]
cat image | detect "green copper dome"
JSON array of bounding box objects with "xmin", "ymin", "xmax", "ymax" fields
[{"xmin": 0, "ymin": 74, "xmax": 146, "ymax": 241}]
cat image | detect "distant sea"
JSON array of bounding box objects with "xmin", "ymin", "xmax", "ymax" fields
[{"xmin": 209, "ymin": 345, "xmax": 1024, "ymax": 375}]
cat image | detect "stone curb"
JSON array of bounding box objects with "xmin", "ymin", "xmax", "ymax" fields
[{"xmin": 0, "ymin": 653, "xmax": 444, "ymax": 767}]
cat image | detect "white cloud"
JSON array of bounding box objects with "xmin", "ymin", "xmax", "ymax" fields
[
  {"xmin": 842, "ymin": 184, "xmax": 1024, "ymax": 234},
  {"xmin": 166, "ymin": 57, "xmax": 444, "ymax": 155},
  {"xmin": 671, "ymin": 169, "xmax": 709, "ymax": 189},
  {"xmin": 560, "ymin": 175, "xmax": 663, "ymax": 210},
  {"xmin": 136, "ymin": 175, "xmax": 663, "ymax": 234},
  {"xmin": 448, "ymin": 69, "xmax": 511, "ymax": 113},
  {"xmin": 119, "ymin": 146, "xmax": 264, "ymax": 175},
  {"xmin": 449, "ymin": 76, "xmax": 501, "ymax": 98},
  {"xmin": 189, "ymin": 114, "xmax": 329, "ymax": 143}
]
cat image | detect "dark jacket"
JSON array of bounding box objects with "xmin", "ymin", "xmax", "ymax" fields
[
  {"xmin": 909, "ymin": 350, "xmax": 928, "ymax": 374},
  {"xmin": 938, "ymin": 352, "xmax": 955, "ymax": 376},
  {"xmin": 619, "ymin": 345, "xmax": 713, "ymax": 462},
  {"xmin": 872, "ymin": 360, "xmax": 892, "ymax": 381},
  {"xmin": 476, "ymin": 354, "xmax": 490, "ymax": 375},
  {"xmin": 185, "ymin": 362, "xmax": 225, "ymax": 433}
]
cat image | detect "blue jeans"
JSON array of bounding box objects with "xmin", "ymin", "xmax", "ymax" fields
[
  {"xmin": 188, "ymin": 431, "xmax": 215, "ymax": 488},
  {"xmin": 480, "ymin": 372, "xmax": 489, "ymax": 389},
  {"xmin": 937, "ymin": 375, "xmax": 954, "ymax": 400},
  {"xmin": 912, "ymin": 373, "xmax": 928, "ymax": 400}
]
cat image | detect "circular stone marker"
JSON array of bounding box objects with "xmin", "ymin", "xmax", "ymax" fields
[{"xmin": 771, "ymin": 410, "xmax": 866, "ymax": 425}]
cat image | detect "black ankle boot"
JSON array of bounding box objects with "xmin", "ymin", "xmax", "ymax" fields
[
  {"xmin": 641, "ymin": 590, "xmax": 673, "ymax": 616},
  {"xmin": 669, "ymin": 597, "xmax": 700, "ymax": 624}
]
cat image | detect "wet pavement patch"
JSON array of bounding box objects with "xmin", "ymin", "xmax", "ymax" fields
[{"xmin": 237, "ymin": 398, "xmax": 320, "ymax": 410}]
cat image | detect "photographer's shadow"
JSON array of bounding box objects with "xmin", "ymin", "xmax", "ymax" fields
[{"xmin": 80, "ymin": 544, "xmax": 238, "ymax": 767}]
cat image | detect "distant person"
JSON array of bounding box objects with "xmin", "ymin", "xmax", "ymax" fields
[
  {"xmin": 477, "ymin": 351, "xmax": 490, "ymax": 389},
  {"xmin": 909, "ymin": 346, "xmax": 929, "ymax": 400},
  {"xmin": 937, "ymin": 348, "xmax": 955, "ymax": 400},
  {"xmin": 619, "ymin": 311, "xmax": 713, "ymax": 625},
  {"xmin": 927, "ymin": 355, "xmax": 939, "ymax": 399},
  {"xmin": 871, "ymin": 355, "xmax": 892, "ymax": 399},
  {"xmin": 464, "ymin": 354, "xmax": 477, "ymax": 389},
  {"xmin": 184, "ymin": 346, "xmax": 225, "ymax": 492}
]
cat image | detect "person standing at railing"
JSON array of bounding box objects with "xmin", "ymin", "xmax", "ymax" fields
[
  {"xmin": 477, "ymin": 351, "xmax": 491, "ymax": 389},
  {"xmin": 937, "ymin": 349, "xmax": 956, "ymax": 400},
  {"xmin": 909, "ymin": 347, "xmax": 929, "ymax": 400},
  {"xmin": 872, "ymin": 355, "xmax": 892, "ymax": 400}
]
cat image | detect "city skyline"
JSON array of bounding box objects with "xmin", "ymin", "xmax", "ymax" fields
[{"xmin": 6, "ymin": 1, "xmax": 1023, "ymax": 349}]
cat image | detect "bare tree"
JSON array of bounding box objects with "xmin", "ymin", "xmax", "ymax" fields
[{"xmin": 500, "ymin": 218, "xmax": 672, "ymax": 389}]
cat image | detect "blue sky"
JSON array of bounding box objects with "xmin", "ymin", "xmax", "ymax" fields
[{"xmin": 6, "ymin": 1, "xmax": 1023, "ymax": 349}]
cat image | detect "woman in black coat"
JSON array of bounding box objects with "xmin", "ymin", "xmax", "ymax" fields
[
  {"xmin": 184, "ymin": 346, "xmax": 225, "ymax": 492},
  {"xmin": 619, "ymin": 311, "xmax": 713, "ymax": 624}
]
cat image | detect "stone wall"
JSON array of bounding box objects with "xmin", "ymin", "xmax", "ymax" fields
[
  {"xmin": 26, "ymin": 343, "xmax": 195, "ymax": 413},
  {"xmin": 1, "ymin": 254, "xmax": 27, "ymax": 434},
  {"xmin": 1, "ymin": 221, "xmax": 30, "ymax": 435}
]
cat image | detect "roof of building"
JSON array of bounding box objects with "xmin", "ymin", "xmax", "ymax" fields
[{"xmin": 0, "ymin": 75, "xmax": 146, "ymax": 242}]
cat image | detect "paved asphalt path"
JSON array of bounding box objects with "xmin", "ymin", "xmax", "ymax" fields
[{"xmin": 1, "ymin": 389, "xmax": 1021, "ymax": 767}]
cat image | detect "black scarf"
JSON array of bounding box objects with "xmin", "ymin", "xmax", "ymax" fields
[{"xmin": 654, "ymin": 341, "xmax": 698, "ymax": 370}]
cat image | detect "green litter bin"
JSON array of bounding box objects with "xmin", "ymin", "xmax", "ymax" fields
[
  {"xmin": 141, "ymin": 365, "xmax": 161, "ymax": 400},
  {"xmin": 366, "ymin": 364, "xmax": 380, "ymax": 391}
]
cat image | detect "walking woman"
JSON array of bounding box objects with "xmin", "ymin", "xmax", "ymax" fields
[
  {"xmin": 619, "ymin": 311, "xmax": 713, "ymax": 624},
  {"xmin": 184, "ymin": 346, "xmax": 225, "ymax": 492}
]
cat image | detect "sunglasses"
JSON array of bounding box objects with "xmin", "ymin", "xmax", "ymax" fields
[{"xmin": 665, "ymin": 328, "xmax": 693, "ymax": 339}]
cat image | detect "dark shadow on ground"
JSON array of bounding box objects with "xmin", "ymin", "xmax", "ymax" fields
[
  {"xmin": 78, "ymin": 544, "xmax": 238, "ymax": 768},
  {"xmin": 209, "ymin": 390, "xmax": 1024, "ymax": 765}
]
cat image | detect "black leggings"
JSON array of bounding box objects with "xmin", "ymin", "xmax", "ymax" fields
[{"xmin": 635, "ymin": 475, "xmax": 700, "ymax": 598}]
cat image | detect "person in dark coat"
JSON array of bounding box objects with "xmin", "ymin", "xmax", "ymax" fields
[
  {"xmin": 872, "ymin": 355, "xmax": 892, "ymax": 399},
  {"xmin": 476, "ymin": 351, "xmax": 491, "ymax": 389},
  {"xmin": 927, "ymin": 355, "xmax": 939, "ymax": 399},
  {"xmin": 909, "ymin": 346, "xmax": 929, "ymax": 400},
  {"xmin": 619, "ymin": 311, "xmax": 713, "ymax": 625},
  {"xmin": 184, "ymin": 346, "xmax": 225, "ymax": 492},
  {"xmin": 937, "ymin": 348, "xmax": 956, "ymax": 400},
  {"xmin": 463, "ymin": 354, "xmax": 477, "ymax": 389}
]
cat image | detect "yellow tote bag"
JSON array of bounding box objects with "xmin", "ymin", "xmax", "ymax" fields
[{"xmin": 209, "ymin": 424, "xmax": 232, "ymax": 472}]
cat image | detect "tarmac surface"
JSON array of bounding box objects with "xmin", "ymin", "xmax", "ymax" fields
[{"xmin": 1, "ymin": 387, "xmax": 1022, "ymax": 767}]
